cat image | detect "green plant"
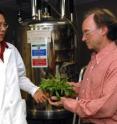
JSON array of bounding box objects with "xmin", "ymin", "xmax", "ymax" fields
[{"xmin": 39, "ymin": 75, "xmax": 76, "ymax": 100}]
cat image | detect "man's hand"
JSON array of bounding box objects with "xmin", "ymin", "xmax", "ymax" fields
[
  {"xmin": 68, "ymin": 82, "xmax": 80, "ymax": 94},
  {"xmin": 33, "ymin": 89, "xmax": 47, "ymax": 103},
  {"xmin": 48, "ymin": 96, "xmax": 64, "ymax": 107}
]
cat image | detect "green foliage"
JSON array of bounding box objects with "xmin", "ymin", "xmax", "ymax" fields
[{"xmin": 39, "ymin": 75, "xmax": 76, "ymax": 99}]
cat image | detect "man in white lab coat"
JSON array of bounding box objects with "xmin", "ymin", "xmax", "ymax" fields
[{"xmin": 0, "ymin": 10, "xmax": 47, "ymax": 124}]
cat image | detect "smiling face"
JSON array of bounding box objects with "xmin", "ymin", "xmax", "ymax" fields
[
  {"xmin": 0, "ymin": 14, "xmax": 8, "ymax": 42},
  {"xmin": 82, "ymin": 14, "xmax": 104, "ymax": 52}
]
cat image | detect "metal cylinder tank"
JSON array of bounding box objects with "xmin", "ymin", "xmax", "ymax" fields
[
  {"xmin": 17, "ymin": 19, "xmax": 75, "ymax": 123},
  {"xmin": 17, "ymin": 0, "xmax": 76, "ymax": 123},
  {"xmin": 19, "ymin": 20, "xmax": 75, "ymax": 84}
]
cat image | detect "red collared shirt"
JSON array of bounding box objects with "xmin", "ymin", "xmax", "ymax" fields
[
  {"xmin": 0, "ymin": 41, "xmax": 8, "ymax": 61},
  {"xmin": 62, "ymin": 42, "xmax": 117, "ymax": 124}
]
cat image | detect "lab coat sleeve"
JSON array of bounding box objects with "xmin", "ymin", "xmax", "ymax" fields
[{"xmin": 14, "ymin": 47, "xmax": 38, "ymax": 96}]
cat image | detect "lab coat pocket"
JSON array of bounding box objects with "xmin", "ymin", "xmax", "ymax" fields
[{"xmin": 11, "ymin": 99, "xmax": 27, "ymax": 124}]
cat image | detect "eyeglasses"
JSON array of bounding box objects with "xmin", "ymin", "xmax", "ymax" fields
[
  {"xmin": 83, "ymin": 28, "xmax": 98, "ymax": 37},
  {"xmin": 0, "ymin": 23, "xmax": 8, "ymax": 30}
]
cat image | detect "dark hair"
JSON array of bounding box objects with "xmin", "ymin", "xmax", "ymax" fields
[
  {"xmin": 0, "ymin": 9, "xmax": 7, "ymax": 23},
  {"xmin": 84, "ymin": 8, "xmax": 117, "ymax": 41}
]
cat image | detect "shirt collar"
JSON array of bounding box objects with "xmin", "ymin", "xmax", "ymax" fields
[
  {"xmin": 91, "ymin": 42, "xmax": 117, "ymax": 64},
  {"xmin": 0, "ymin": 41, "xmax": 8, "ymax": 61},
  {"xmin": 1, "ymin": 41, "xmax": 8, "ymax": 48}
]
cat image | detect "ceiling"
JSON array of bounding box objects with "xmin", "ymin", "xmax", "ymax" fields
[
  {"xmin": 0, "ymin": 0, "xmax": 99, "ymax": 16},
  {"xmin": 0, "ymin": 0, "xmax": 17, "ymax": 9},
  {"xmin": 1, "ymin": 0, "xmax": 116, "ymax": 21},
  {"xmin": 0, "ymin": 0, "xmax": 99, "ymax": 10},
  {"xmin": 0, "ymin": 0, "xmax": 30, "ymax": 12}
]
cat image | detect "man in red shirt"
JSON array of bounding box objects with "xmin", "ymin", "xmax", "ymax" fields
[{"xmin": 49, "ymin": 8, "xmax": 117, "ymax": 124}]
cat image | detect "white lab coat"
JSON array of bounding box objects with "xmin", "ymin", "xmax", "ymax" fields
[{"xmin": 0, "ymin": 42, "xmax": 38, "ymax": 124}]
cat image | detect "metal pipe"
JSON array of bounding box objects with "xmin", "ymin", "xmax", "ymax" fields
[
  {"xmin": 61, "ymin": 0, "xmax": 65, "ymax": 19},
  {"xmin": 72, "ymin": 66, "xmax": 87, "ymax": 124},
  {"xmin": 70, "ymin": 13, "xmax": 73, "ymax": 22},
  {"xmin": 31, "ymin": 0, "xmax": 37, "ymax": 20}
]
